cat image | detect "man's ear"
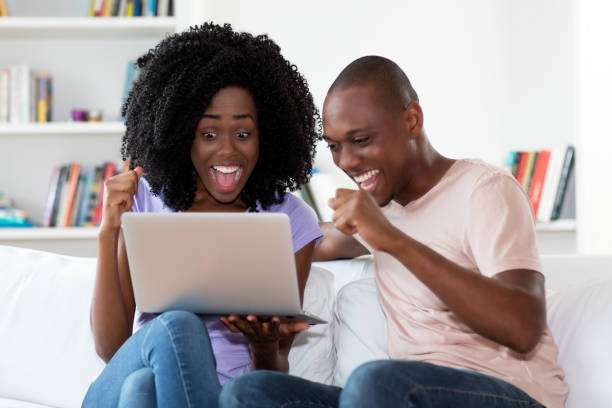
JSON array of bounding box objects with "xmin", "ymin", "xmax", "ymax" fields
[{"xmin": 402, "ymin": 101, "xmax": 424, "ymax": 137}]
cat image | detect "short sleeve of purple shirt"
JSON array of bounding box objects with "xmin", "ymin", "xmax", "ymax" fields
[{"xmin": 130, "ymin": 177, "xmax": 322, "ymax": 384}]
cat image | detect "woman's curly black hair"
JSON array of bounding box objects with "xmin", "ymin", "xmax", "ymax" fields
[{"xmin": 121, "ymin": 22, "xmax": 320, "ymax": 211}]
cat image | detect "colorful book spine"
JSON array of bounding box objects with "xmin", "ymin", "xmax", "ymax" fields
[
  {"xmin": 0, "ymin": 0, "xmax": 9, "ymax": 17},
  {"xmin": 528, "ymin": 150, "xmax": 551, "ymax": 217},
  {"xmin": 62, "ymin": 163, "xmax": 82, "ymax": 227},
  {"xmin": 42, "ymin": 166, "xmax": 61, "ymax": 227},
  {"xmin": 551, "ymin": 146, "xmax": 575, "ymax": 220}
]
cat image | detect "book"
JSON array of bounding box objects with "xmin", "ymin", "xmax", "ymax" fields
[
  {"xmin": 121, "ymin": 60, "xmax": 139, "ymax": 114},
  {"xmin": 42, "ymin": 166, "xmax": 62, "ymax": 227},
  {"xmin": 76, "ymin": 168, "xmax": 95, "ymax": 226},
  {"xmin": 54, "ymin": 166, "xmax": 71, "ymax": 227},
  {"xmin": 551, "ymin": 146, "xmax": 575, "ymax": 220},
  {"xmin": 521, "ymin": 151, "xmax": 538, "ymax": 193},
  {"xmin": 84, "ymin": 165, "xmax": 105, "ymax": 226},
  {"xmin": 9, "ymin": 65, "xmax": 30, "ymax": 124},
  {"xmin": 537, "ymin": 146, "xmax": 567, "ymax": 223},
  {"xmin": 62, "ymin": 163, "xmax": 82, "ymax": 227},
  {"xmin": 0, "ymin": 0, "xmax": 9, "ymax": 17},
  {"xmin": 505, "ymin": 151, "xmax": 520, "ymax": 178},
  {"xmin": 558, "ymin": 160, "xmax": 575, "ymax": 220},
  {"xmin": 528, "ymin": 150, "xmax": 551, "ymax": 217}
]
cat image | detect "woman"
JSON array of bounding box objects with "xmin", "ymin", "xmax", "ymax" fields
[{"xmin": 83, "ymin": 23, "xmax": 321, "ymax": 407}]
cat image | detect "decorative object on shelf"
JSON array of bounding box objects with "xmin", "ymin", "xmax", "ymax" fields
[
  {"xmin": 70, "ymin": 108, "xmax": 89, "ymax": 122},
  {"xmin": 505, "ymin": 145, "xmax": 575, "ymax": 222},
  {"xmin": 70, "ymin": 108, "xmax": 104, "ymax": 122},
  {"xmin": 88, "ymin": 0, "xmax": 173, "ymax": 18},
  {"xmin": 43, "ymin": 161, "xmax": 118, "ymax": 228},
  {"xmin": 0, "ymin": 192, "xmax": 32, "ymax": 227},
  {"xmin": 87, "ymin": 109, "xmax": 103, "ymax": 122},
  {"xmin": 0, "ymin": 65, "xmax": 53, "ymax": 124}
]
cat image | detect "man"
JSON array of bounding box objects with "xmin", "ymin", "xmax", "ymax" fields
[{"xmin": 219, "ymin": 56, "xmax": 568, "ymax": 408}]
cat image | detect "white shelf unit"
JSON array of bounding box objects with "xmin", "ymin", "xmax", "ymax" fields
[
  {"xmin": 0, "ymin": 121, "xmax": 126, "ymax": 136},
  {"xmin": 0, "ymin": 17, "xmax": 176, "ymax": 38},
  {"xmin": 0, "ymin": 11, "xmax": 177, "ymax": 257}
]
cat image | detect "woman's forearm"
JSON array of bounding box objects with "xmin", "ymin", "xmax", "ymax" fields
[
  {"xmin": 250, "ymin": 342, "xmax": 289, "ymax": 372},
  {"xmin": 91, "ymin": 228, "xmax": 131, "ymax": 361}
]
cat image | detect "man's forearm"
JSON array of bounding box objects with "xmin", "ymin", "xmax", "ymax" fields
[
  {"xmin": 313, "ymin": 222, "xmax": 369, "ymax": 261},
  {"xmin": 382, "ymin": 228, "xmax": 544, "ymax": 353}
]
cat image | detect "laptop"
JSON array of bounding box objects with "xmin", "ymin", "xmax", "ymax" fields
[{"xmin": 121, "ymin": 212, "xmax": 326, "ymax": 325}]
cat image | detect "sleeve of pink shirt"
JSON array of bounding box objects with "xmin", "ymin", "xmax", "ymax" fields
[{"xmin": 466, "ymin": 172, "xmax": 542, "ymax": 277}]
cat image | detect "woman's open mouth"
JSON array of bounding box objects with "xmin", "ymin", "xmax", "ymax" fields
[{"xmin": 209, "ymin": 165, "xmax": 243, "ymax": 193}]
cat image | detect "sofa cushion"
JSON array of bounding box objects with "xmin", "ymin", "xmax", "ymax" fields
[
  {"xmin": 0, "ymin": 398, "xmax": 52, "ymax": 408},
  {"xmin": 332, "ymin": 273, "xmax": 612, "ymax": 408},
  {"xmin": 288, "ymin": 266, "xmax": 336, "ymax": 384},
  {"xmin": 0, "ymin": 245, "xmax": 336, "ymax": 407},
  {"xmin": 547, "ymin": 280, "xmax": 612, "ymax": 408},
  {"xmin": 0, "ymin": 245, "xmax": 104, "ymax": 408},
  {"xmin": 332, "ymin": 277, "xmax": 388, "ymax": 386}
]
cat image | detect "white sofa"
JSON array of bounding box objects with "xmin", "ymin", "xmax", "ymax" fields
[{"xmin": 1, "ymin": 245, "xmax": 611, "ymax": 408}]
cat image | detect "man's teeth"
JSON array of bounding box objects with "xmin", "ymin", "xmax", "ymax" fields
[
  {"xmin": 213, "ymin": 165, "xmax": 240, "ymax": 174},
  {"xmin": 354, "ymin": 169, "xmax": 379, "ymax": 183}
]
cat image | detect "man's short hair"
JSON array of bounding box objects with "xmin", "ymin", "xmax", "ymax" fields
[{"xmin": 328, "ymin": 56, "xmax": 418, "ymax": 110}]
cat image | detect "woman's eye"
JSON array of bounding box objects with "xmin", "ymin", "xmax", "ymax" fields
[
  {"xmin": 327, "ymin": 143, "xmax": 338, "ymax": 152},
  {"xmin": 202, "ymin": 131, "xmax": 216, "ymax": 140},
  {"xmin": 236, "ymin": 131, "xmax": 251, "ymax": 140},
  {"xmin": 354, "ymin": 137, "xmax": 369, "ymax": 145}
]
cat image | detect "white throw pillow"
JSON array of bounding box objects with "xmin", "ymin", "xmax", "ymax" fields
[
  {"xmin": 288, "ymin": 266, "xmax": 336, "ymax": 384},
  {"xmin": 0, "ymin": 245, "xmax": 104, "ymax": 408},
  {"xmin": 547, "ymin": 280, "xmax": 612, "ymax": 408},
  {"xmin": 332, "ymin": 277, "xmax": 388, "ymax": 386}
]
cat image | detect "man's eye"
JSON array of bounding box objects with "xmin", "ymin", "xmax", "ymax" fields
[{"xmin": 354, "ymin": 137, "xmax": 369, "ymax": 145}]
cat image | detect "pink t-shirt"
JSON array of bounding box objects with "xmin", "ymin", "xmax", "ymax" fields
[{"xmin": 358, "ymin": 159, "xmax": 568, "ymax": 408}]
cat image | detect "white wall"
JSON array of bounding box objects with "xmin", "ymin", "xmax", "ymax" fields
[
  {"xmin": 177, "ymin": 0, "xmax": 510, "ymax": 186},
  {"xmin": 574, "ymin": 0, "xmax": 612, "ymax": 253}
]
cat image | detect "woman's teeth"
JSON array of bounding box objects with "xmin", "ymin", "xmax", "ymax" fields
[{"xmin": 213, "ymin": 165, "xmax": 240, "ymax": 174}]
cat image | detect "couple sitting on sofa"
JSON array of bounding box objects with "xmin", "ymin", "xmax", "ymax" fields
[{"xmin": 82, "ymin": 23, "xmax": 568, "ymax": 408}]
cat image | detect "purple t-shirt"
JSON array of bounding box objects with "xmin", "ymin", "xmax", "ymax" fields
[{"xmin": 131, "ymin": 177, "xmax": 322, "ymax": 385}]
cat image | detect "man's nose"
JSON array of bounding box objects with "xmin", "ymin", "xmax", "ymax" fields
[{"xmin": 338, "ymin": 149, "xmax": 361, "ymax": 172}]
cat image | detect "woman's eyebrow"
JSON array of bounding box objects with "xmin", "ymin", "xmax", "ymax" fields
[{"xmin": 201, "ymin": 113, "xmax": 255, "ymax": 121}]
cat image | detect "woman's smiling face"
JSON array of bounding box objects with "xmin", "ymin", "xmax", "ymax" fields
[{"xmin": 191, "ymin": 86, "xmax": 260, "ymax": 205}]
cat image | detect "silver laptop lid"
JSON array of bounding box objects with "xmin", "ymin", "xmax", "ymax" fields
[{"xmin": 121, "ymin": 212, "xmax": 302, "ymax": 316}]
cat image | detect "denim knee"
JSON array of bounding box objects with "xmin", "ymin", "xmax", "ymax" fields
[
  {"xmin": 219, "ymin": 370, "xmax": 285, "ymax": 407},
  {"xmin": 118, "ymin": 367, "xmax": 156, "ymax": 404},
  {"xmin": 158, "ymin": 310, "xmax": 201, "ymax": 329}
]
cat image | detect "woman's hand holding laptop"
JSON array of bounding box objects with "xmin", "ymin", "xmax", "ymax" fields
[{"xmin": 220, "ymin": 314, "xmax": 309, "ymax": 345}]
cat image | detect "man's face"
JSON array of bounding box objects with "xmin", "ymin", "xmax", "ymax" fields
[{"xmin": 322, "ymin": 85, "xmax": 414, "ymax": 206}]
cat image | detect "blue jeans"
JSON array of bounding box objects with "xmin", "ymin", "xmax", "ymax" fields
[
  {"xmin": 82, "ymin": 310, "xmax": 221, "ymax": 408},
  {"xmin": 219, "ymin": 360, "xmax": 545, "ymax": 408}
]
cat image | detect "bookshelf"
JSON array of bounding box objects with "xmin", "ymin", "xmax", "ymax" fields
[
  {"xmin": 0, "ymin": 121, "xmax": 125, "ymax": 136},
  {"xmin": 0, "ymin": 3, "xmax": 178, "ymax": 256},
  {"xmin": 0, "ymin": 17, "xmax": 176, "ymax": 37}
]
